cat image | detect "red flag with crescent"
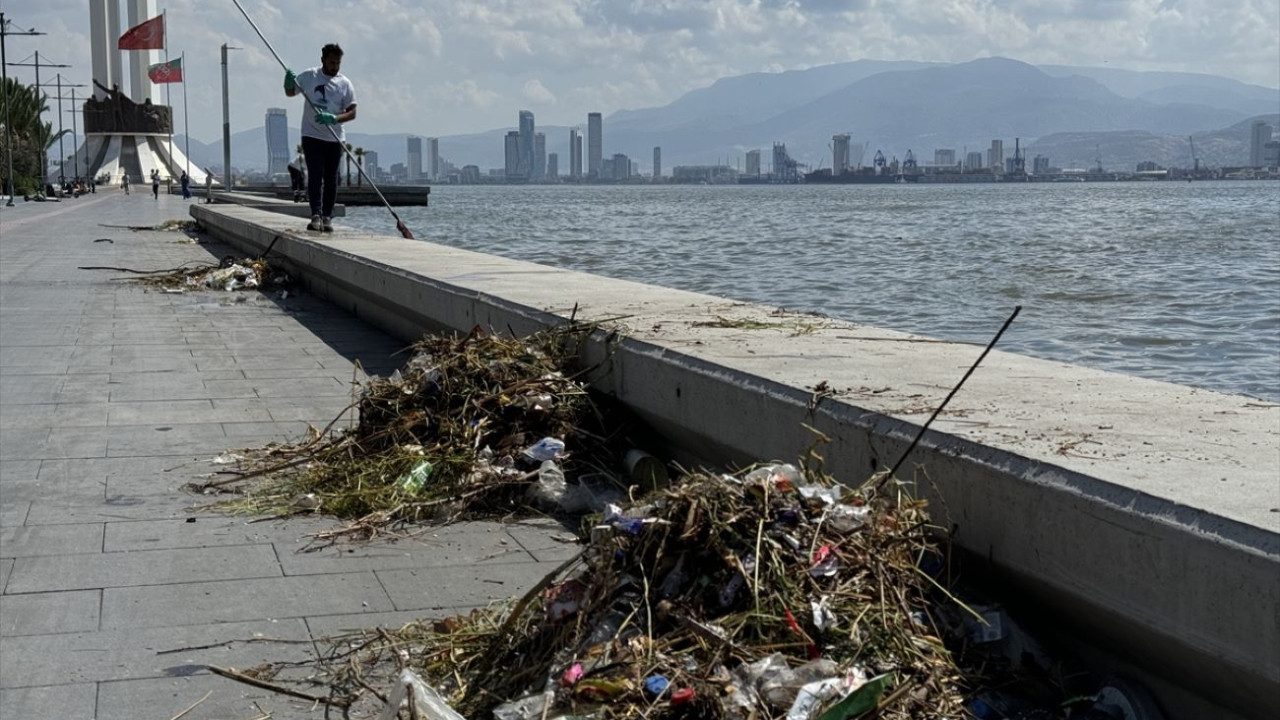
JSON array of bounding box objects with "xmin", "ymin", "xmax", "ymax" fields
[{"xmin": 119, "ymin": 14, "xmax": 164, "ymax": 50}]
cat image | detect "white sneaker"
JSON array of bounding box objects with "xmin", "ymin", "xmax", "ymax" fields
[
  {"xmin": 307, "ymin": 215, "xmax": 323, "ymax": 231},
  {"xmin": 321, "ymin": 216, "xmax": 333, "ymax": 232}
]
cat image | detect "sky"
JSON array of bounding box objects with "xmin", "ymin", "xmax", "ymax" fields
[{"xmin": 8, "ymin": 0, "xmax": 1280, "ymax": 144}]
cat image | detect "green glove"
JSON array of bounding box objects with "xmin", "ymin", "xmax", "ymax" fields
[
  {"xmin": 313, "ymin": 110, "xmax": 338, "ymax": 125},
  {"xmin": 284, "ymin": 69, "xmax": 297, "ymax": 92}
]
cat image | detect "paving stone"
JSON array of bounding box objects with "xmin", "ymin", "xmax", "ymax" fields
[
  {"xmin": 0, "ymin": 618, "xmax": 313, "ymax": 688},
  {"xmin": 40, "ymin": 426, "xmax": 111, "ymax": 460},
  {"xmin": 104, "ymin": 515, "xmax": 334, "ymax": 553},
  {"xmin": 1, "ymin": 589, "xmax": 101, "ymax": 635},
  {"xmin": 376, "ymin": 561, "xmax": 557, "ymax": 614},
  {"xmin": 503, "ymin": 518, "xmax": 584, "ymax": 563},
  {"xmin": 0, "ymin": 523, "xmax": 104, "ymax": 558},
  {"xmin": 0, "ymin": 682, "xmax": 97, "ymax": 720},
  {"xmin": 6, "ymin": 544, "xmax": 281, "ymax": 594},
  {"xmin": 0, "ymin": 403, "xmax": 111, "ymax": 431},
  {"xmin": 0, "ymin": 503, "xmax": 30, "ymax": 528},
  {"xmin": 0, "ymin": 460, "xmax": 41, "ymax": 483},
  {"xmin": 96, "ymin": 675, "xmax": 324, "ymax": 720},
  {"xmin": 0, "ymin": 428, "xmax": 50, "ymax": 460},
  {"xmin": 23, "ymin": 494, "xmax": 196, "ymax": 526},
  {"xmin": 275, "ymin": 528, "xmax": 532, "ymax": 577},
  {"xmin": 0, "ymin": 559, "xmax": 12, "ymax": 592},
  {"xmin": 105, "ymin": 423, "xmax": 229, "ymax": 457},
  {"xmin": 100, "ymin": 573, "xmax": 394, "ymax": 629}
]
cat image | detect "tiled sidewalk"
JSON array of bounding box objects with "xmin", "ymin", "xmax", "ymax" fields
[{"xmin": 0, "ymin": 192, "xmax": 574, "ymax": 719}]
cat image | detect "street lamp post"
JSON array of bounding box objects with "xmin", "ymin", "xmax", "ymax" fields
[
  {"xmin": 220, "ymin": 43, "xmax": 241, "ymax": 191},
  {"xmin": 1, "ymin": 13, "xmax": 44, "ymax": 205},
  {"xmin": 52, "ymin": 75, "xmax": 85, "ymax": 183},
  {"xmin": 7, "ymin": 51, "xmax": 70, "ymax": 190}
]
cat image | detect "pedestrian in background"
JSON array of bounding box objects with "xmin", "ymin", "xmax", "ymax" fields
[
  {"xmin": 121, "ymin": 174, "xmax": 130, "ymax": 195},
  {"xmin": 151, "ymin": 169, "xmax": 160, "ymax": 199},
  {"xmin": 180, "ymin": 172, "xmax": 191, "ymax": 200}
]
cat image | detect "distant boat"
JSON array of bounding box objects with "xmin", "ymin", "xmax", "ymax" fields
[{"xmin": 804, "ymin": 168, "xmax": 915, "ymax": 184}]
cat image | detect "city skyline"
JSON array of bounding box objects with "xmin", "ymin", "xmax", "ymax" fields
[{"xmin": 9, "ymin": 0, "xmax": 1277, "ymax": 146}]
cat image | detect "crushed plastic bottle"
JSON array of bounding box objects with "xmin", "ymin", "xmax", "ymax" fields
[
  {"xmin": 397, "ymin": 460, "xmax": 433, "ymax": 495},
  {"xmin": 523, "ymin": 437, "xmax": 566, "ymax": 463},
  {"xmin": 492, "ymin": 691, "xmax": 554, "ymax": 720}
]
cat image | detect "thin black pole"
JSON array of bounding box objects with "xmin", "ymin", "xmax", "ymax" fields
[{"xmin": 875, "ymin": 306, "xmax": 1022, "ymax": 491}]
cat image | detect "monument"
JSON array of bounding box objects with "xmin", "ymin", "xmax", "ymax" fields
[{"xmin": 69, "ymin": 0, "xmax": 209, "ymax": 185}]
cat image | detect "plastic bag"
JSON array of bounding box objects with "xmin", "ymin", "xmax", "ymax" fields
[{"xmin": 375, "ymin": 668, "xmax": 465, "ymax": 720}]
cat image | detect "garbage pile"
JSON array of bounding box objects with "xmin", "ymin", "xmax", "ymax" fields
[
  {"xmin": 317, "ymin": 464, "xmax": 966, "ymax": 720},
  {"xmin": 132, "ymin": 256, "xmax": 290, "ymax": 292},
  {"xmin": 208, "ymin": 327, "xmax": 622, "ymax": 532}
]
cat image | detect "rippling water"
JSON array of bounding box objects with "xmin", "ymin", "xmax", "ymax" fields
[{"xmin": 345, "ymin": 181, "xmax": 1280, "ymax": 401}]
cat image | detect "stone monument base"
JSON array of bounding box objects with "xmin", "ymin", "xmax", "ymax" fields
[{"xmin": 69, "ymin": 132, "xmax": 214, "ymax": 186}]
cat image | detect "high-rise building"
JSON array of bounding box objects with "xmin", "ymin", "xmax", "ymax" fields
[
  {"xmin": 533, "ymin": 132, "xmax": 546, "ymax": 180},
  {"xmin": 547, "ymin": 153, "xmax": 558, "ymax": 179},
  {"xmin": 426, "ymin": 137, "xmax": 439, "ymax": 180},
  {"xmin": 746, "ymin": 149, "xmax": 761, "ymax": 176},
  {"xmin": 1250, "ymin": 121, "xmax": 1273, "ymax": 166},
  {"xmin": 987, "ymin": 140, "xmax": 1004, "ymax": 172},
  {"xmin": 833, "ymin": 134, "xmax": 851, "ymax": 174},
  {"xmin": 611, "ymin": 154, "xmax": 630, "ymax": 180},
  {"xmin": 587, "ymin": 112, "xmax": 602, "ymax": 179},
  {"xmin": 504, "ymin": 131, "xmax": 521, "ymax": 178},
  {"xmin": 569, "ymin": 128, "xmax": 582, "ymax": 179},
  {"xmin": 265, "ymin": 108, "xmax": 289, "ymax": 177},
  {"xmin": 965, "ymin": 151, "xmax": 984, "ymax": 171},
  {"xmin": 518, "ymin": 110, "xmax": 535, "ymax": 178},
  {"xmin": 1032, "ymin": 155, "xmax": 1049, "ymax": 175},
  {"xmin": 772, "ymin": 143, "xmax": 797, "ymax": 182},
  {"xmin": 653, "ymin": 147, "xmax": 661, "ymax": 179},
  {"xmin": 933, "ymin": 148, "xmax": 956, "ymax": 167},
  {"xmin": 407, "ymin": 135, "xmax": 423, "ymax": 181},
  {"xmin": 365, "ymin": 150, "xmax": 379, "ymax": 180}
]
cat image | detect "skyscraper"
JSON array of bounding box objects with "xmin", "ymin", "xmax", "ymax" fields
[
  {"xmin": 746, "ymin": 149, "xmax": 761, "ymax": 176},
  {"xmin": 987, "ymin": 140, "xmax": 1004, "ymax": 172},
  {"xmin": 587, "ymin": 112, "xmax": 602, "ymax": 179},
  {"xmin": 504, "ymin": 131, "xmax": 521, "ymax": 179},
  {"xmin": 569, "ymin": 128, "xmax": 582, "ymax": 179},
  {"xmin": 965, "ymin": 151, "xmax": 984, "ymax": 171},
  {"xmin": 933, "ymin": 149, "xmax": 956, "ymax": 167},
  {"xmin": 612, "ymin": 153, "xmax": 630, "ymax": 180},
  {"xmin": 365, "ymin": 150, "xmax": 379, "ymax": 180},
  {"xmin": 547, "ymin": 153, "xmax": 558, "ymax": 179},
  {"xmin": 1250, "ymin": 121, "xmax": 1273, "ymax": 167},
  {"xmin": 653, "ymin": 147, "xmax": 661, "ymax": 179},
  {"xmin": 533, "ymin": 132, "xmax": 546, "ymax": 180},
  {"xmin": 518, "ymin": 110, "xmax": 535, "ymax": 178},
  {"xmin": 426, "ymin": 137, "xmax": 440, "ymax": 180},
  {"xmin": 407, "ymin": 136, "xmax": 423, "ymax": 182},
  {"xmin": 265, "ymin": 108, "xmax": 289, "ymax": 177},
  {"xmin": 832, "ymin": 134, "xmax": 850, "ymax": 174}
]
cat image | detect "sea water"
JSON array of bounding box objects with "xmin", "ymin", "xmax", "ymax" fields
[{"xmin": 345, "ymin": 181, "xmax": 1280, "ymax": 401}]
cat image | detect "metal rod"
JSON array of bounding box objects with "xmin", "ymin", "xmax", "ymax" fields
[
  {"xmin": 181, "ymin": 51, "xmax": 189, "ymax": 178},
  {"xmin": 875, "ymin": 306, "xmax": 1022, "ymax": 491},
  {"xmin": 229, "ymin": 0, "xmax": 415, "ymax": 238},
  {"xmin": 55, "ymin": 73, "xmax": 63, "ymax": 182},
  {"xmin": 221, "ymin": 43, "xmax": 231, "ymax": 190}
]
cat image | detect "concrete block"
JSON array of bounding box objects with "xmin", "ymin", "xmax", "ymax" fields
[
  {"xmin": 6, "ymin": 544, "xmax": 280, "ymax": 594},
  {"xmin": 0, "ymin": 523, "xmax": 105, "ymax": 558},
  {"xmin": 100, "ymin": 573, "xmax": 393, "ymax": 629},
  {"xmin": 1, "ymin": 589, "xmax": 101, "ymax": 635},
  {"xmin": 0, "ymin": 682, "xmax": 97, "ymax": 720}
]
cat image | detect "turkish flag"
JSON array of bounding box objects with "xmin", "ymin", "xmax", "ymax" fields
[{"xmin": 119, "ymin": 15, "xmax": 164, "ymax": 50}]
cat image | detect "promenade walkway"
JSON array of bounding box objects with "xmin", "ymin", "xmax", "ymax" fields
[{"xmin": 0, "ymin": 192, "xmax": 571, "ymax": 719}]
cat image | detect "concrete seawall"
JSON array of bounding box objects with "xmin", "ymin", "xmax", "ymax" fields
[{"xmin": 193, "ymin": 202, "xmax": 1280, "ymax": 719}]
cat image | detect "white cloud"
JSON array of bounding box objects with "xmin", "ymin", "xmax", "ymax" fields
[
  {"xmin": 522, "ymin": 79, "xmax": 557, "ymax": 104},
  {"xmin": 8, "ymin": 0, "xmax": 1277, "ymax": 144}
]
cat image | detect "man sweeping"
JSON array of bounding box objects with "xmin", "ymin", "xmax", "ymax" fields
[{"xmin": 284, "ymin": 43, "xmax": 356, "ymax": 233}]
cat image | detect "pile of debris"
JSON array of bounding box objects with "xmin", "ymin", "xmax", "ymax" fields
[
  {"xmin": 129, "ymin": 256, "xmax": 290, "ymax": 292},
  {"xmin": 206, "ymin": 326, "xmax": 625, "ymax": 535}
]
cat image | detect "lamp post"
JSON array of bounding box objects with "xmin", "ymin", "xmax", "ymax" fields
[
  {"xmin": 52, "ymin": 75, "xmax": 85, "ymax": 183},
  {"xmin": 1, "ymin": 13, "xmax": 44, "ymax": 205},
  {"xmin": 6, "ymin": 51, "xmax": 70, "ymax": 190},
  {"xmin": 220, "ymin": 43, "xmax": 241, "ymax": 190},
  {"xmin": 57, "ymin": 87, "xmax": 83, "ymax": 180}
]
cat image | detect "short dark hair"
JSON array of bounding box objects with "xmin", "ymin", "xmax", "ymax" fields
[{"xmin": 321, "ymin": 43, "xmax": 343, "ymax": 59}]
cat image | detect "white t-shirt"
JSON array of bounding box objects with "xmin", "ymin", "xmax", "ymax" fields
[{"xmin": 296, "ymin": 67, "xmax": 356, "ymax": 143}]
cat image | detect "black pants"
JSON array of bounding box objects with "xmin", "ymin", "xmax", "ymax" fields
[{"xmin": 302, "ymin": 136, "xmax": 342, "ymax": 217}]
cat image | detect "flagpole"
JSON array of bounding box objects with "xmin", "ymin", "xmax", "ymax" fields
[
  {"xmin": 164, "ymin": 8, "xmax": 172, "ymax": 181},
  {"xmin": 182, "ymin": 51, "xmax": 189, "ymax": 177}
]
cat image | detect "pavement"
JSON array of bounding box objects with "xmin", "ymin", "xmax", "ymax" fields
[{"xmin": 0, "ymin": 191, "xmax": 575, "ymax": 719}]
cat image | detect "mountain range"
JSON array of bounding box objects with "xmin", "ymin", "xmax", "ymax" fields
[{"xmin": 180, "ymin": 57, "xmax": 1279, "ymax": 174}]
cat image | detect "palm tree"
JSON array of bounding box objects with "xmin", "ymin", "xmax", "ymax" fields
[
  {"xmin": 343, "ymin": 142, "xmax": 353, "ymax": 186},
  {"xmin": 1, "ymin": 78, "xmax": 68, "ymax": 195},
  {"xmin": 354, "ymin": 147, "xmax": 365, "ymax": 186}
]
